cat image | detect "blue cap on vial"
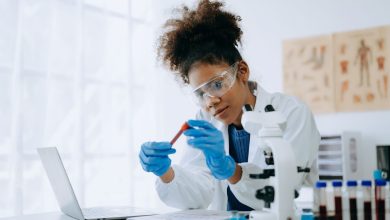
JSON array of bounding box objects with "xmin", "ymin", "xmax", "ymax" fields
[
  {"xmin": 375, "ymin": 179, "xmax": 386, "ymax": 186},
  {"xmin": 316, "ymin": 181, "xmax": 327, "ymax": 188},
  {"xmin": 347, "ymin": 180, "xmax": 358, "ymax": 187},
  {"xmin": 361, "ymin": 180, "xmax": 372, "ymax": 187},
  {"xmin": 332, "ymin": 181, "xmax": 343, "ymax": 187}
]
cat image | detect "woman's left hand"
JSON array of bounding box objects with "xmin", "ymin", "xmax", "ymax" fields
[{"xmin": 184, "ymin": 119, "xmax": 236, "ymax": 180}]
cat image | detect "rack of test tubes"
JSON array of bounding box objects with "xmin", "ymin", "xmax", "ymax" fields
[{"xmin": 313, "ymin": 179, "xmax": 388, "ymax": 220}]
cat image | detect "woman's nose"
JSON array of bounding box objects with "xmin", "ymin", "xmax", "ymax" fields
[{"xmin": 204, "ymin": 95, "xmax": 221, "ymax": 108}]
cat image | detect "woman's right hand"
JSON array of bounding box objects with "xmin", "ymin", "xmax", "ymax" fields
[{"xmin": 139, "ymin": 142, "xmax": 176, "ymax": 177}]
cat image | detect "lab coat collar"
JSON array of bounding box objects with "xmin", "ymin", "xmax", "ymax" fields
[{"xmin": 253, "ymin": 83, "xmax": 272, "ymax": 113}]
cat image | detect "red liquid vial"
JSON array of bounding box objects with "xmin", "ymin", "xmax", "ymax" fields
[
  {"xmin": 364, "ymin": 201, "xmax": 372, "ymax": 220},
  {"xmin": 319, "ymin": 205, "xmax": 327, "ymax": 220},
  {"xmin": 347, "ymin": 181, "xmax": 358, "ymax": 220},
  {"xmin": 376, "ymin": 199, "xmax": 385, "ymax": 220},
  {"xmin": 375, "ymin": 180, "xmax": 386, "ymax": 220},
  {"xmin": 362, "ymin": 180, "xmax": 372, "ymax": 220},
  {"xmin": 314, "ymin": 181, "xmax": 328, "ymax": 220},
  {"xmin": 332, "ymin": 181, "xmax": 343, "ymax": 220},
  {"xmin": 349, "ymin": 198, "xmax": 357, "ymax": 220},
  {"xmin": 334, "ymin": 196, "xmax": 342, "ymax": 220}
]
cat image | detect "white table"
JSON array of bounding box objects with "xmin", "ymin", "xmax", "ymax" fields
[
  {"xmin": 0, "ymin": 212, "xmax": 76, "ymax": 220},
  {"xmin": 1, "ymin": 210, "xmax": 244, "ymax": 220}
]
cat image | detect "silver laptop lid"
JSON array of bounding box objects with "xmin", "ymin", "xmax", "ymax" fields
[{"xmin": 37, "ymin": 147, "xmax": 84, "ymax": 220}]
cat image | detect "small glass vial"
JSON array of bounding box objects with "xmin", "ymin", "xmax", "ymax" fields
[
  {"xmin": 314, "ymin": 181, "xmax": 327, "ymax": 220},
  {"xmin": 332, "ymin": 180, "xmax": 343, "ymax": 220},
  {"xmin": 301, "ymin": 208, "xmax": 314, "ymax": 220},
  {"xmin": 347, "ymin": 180, "xmax": 358, "ymax": 220},
  {"xmin": 375, "ymin": 179, "xmax": 386, "ymax": 220},
  {"xmin": 361, "ymin": 180, "xmax": 372, "ymax": 220}
]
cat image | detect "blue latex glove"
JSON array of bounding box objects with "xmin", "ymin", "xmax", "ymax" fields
[
  {"xmin": 139, "ymin": 142, "xmax": 176, "ymax": 176},
  {"xmin": 184, "ymin": 119, "xmax": 236, "ymax": 180}
]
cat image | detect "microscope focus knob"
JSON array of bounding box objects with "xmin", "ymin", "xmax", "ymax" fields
[
  {"xmin": 255, "ymin": 186, "xmax": 274, "ymax": 204},
  {"xmin": 249, "ymin": 169, "xmax": 275, "ymax": 179},
  {"xmin": 264, "ymin": 105, "xmax": 275, "ymax": 112},
  {"xmin": 264, "ymin": 151, "xmax": 274, "ymax": 165}
]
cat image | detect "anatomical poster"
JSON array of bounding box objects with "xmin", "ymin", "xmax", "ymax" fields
[
  {"xmin": 333, "ymin": 26, "xmax": 390, "ymax": 112},
  {"xmin": 283, "ymin": 35, "xmax": 335, "ymax": 113},
  {"xmin": 283, "ymin": 25, "xmax": 390, "ymax": 114}
]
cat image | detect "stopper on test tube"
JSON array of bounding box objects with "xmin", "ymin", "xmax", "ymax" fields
[
  {"xmin": 361, "ymin": 180, "xmax": 372, "ymax": 186},
  {"xmin": 375, "ymin": 179, "xmax": 386, "ymax": 186},
  {"xmin": 332, "ymin": 181, "xmax": 342, "ymax": 187},
  {"xmin": 316, "ymin": 181, "xmax": 327, "ymax": 188},
  {"xmin": 347, "ymin": 180, "xmax": 358, "ymax": 187}
]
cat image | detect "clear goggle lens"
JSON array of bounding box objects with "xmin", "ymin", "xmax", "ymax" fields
[{"xmin": 192, "ymin": 62, "xmax": 238, "ymax": 106}]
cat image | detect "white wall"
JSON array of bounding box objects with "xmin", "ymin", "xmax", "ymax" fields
[
  {"xmin": 230, "ymin": 0, "xmax": 390, "ymax": 179},
  {"xmin": 153, "ymin": 0, "xmax": 390, "ymax": 180}
]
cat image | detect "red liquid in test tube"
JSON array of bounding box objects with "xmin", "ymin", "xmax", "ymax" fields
[{"xmin": 170, "ymin": 122, "xmax": 190, "ymax": 145}]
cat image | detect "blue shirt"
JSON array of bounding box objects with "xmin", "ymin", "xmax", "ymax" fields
[{"xmin": 227, "ymin": 124, "xmax": 254, "ymax": 211}]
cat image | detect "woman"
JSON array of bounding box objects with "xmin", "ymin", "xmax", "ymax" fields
[{"xmin": 139, "ymin": 0, "xmax": 320, "ymax": 211}]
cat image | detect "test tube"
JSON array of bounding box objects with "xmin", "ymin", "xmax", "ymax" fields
[
  {"xmin": 314, "ymin": 181, "xmax": 327, "ymax": 220},
  {"xmin": 332, "ymin": 180, "xmax": 343, "ymax": 220},
  {"xmin": 347, "ymin": 180, "xmax": 358, "ymax": 220},
  {"xmin": 375, "ymin": 179, "xmax": 386, "ymax": 220},
  {"xmin": 170, "ymin": 122, "xmax": 190, "ymax": 145},
  {"xmin": 361, "ymin": 180, "xmax": 372, "ymax": 220}
]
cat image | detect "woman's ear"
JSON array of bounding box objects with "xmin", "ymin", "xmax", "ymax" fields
[{"xmin": 237, "ymin": 60, "xmax": 250, "ymax": 83}]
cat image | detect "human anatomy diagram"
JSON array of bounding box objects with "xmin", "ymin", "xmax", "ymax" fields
[{"xmin": 283, "ymin": 26, "xmax": 390, "ymax": 113}]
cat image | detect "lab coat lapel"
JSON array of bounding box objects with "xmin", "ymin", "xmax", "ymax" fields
[
  {"xmin": 210, "ymin": 117, "xmax": 229, "ymax": 206},
  {"xmin": 248, "ymin": 86, "xmax": 271, "ymax": 163},
  {"xmin": 211, "ymin": 118, "xmax": 229, "ymax": 156}
]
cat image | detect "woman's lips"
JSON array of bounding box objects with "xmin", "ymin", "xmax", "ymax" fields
[{"xmin": 215, "ymin": 106, "xmax": 229, "ymax": 117}]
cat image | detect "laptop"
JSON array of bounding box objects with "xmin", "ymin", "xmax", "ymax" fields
[{"xmin": 37, "ymin": 147, "xmax": 155, "ymax": 220}]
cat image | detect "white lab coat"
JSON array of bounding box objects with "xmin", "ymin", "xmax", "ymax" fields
[{"xmin": 156, "ymin": 84, "xmax": 320, "ymax": 211}]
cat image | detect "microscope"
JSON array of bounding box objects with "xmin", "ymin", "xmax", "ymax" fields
[{"xmin": 241, "ymin": 104, "xmax": 310, "ymax": 220}]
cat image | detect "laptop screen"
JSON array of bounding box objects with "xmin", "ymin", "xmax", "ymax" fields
[{"xmin": 37, "ymin": 147, "xmax": 84, "ymax": 220}]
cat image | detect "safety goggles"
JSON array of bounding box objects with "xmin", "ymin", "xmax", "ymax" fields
[{"xmin": 192, "ymin": 62, "xmax": 239, "ymax": 106}]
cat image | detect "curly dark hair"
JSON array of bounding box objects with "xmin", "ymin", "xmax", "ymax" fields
[{"xmin": 157, "ymin": 0, "xmax": 243, "ymax": 84}]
